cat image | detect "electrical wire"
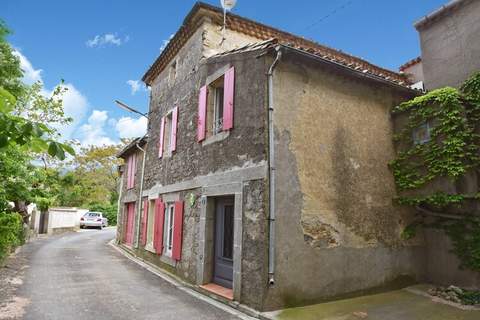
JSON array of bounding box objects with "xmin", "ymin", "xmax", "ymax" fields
[{"xmin": 303, "ymin": 0, "xmax": 355, "ymax": 31}]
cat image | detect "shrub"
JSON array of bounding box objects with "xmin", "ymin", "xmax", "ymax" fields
[{"xmin": 0, "ymin": 212, "xmax": 24, "ymax": 263}]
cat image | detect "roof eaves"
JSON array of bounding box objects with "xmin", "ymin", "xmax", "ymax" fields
[
  {"xmin": 279, "ymin": 44, "xmax": 418, "ymax": 94},
  {"xmin": 414, "ymin": 0, "xmax": 471, "ymax": 30}
]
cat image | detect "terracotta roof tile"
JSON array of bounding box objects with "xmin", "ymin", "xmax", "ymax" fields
[{"xmin": 142, "ymin": 2, "xmax": 409, "ymax": 87}]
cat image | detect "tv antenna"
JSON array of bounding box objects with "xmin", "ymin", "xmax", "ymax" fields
[{"xmin": 220, "ymin": 0, "xmax": 237, "ymax": 45}]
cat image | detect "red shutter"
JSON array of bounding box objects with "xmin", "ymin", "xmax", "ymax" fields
[
  {"xmin": 158, "ymin": 117, "xmax": 165, "ymax": 158},
  {"xmin": 153, "ymin": 199, "xmax": 165, "ymax": 255},
  {"xmin": 141, "ymin": 199, "xmax": 149, "ymax": 246},
  {"xmin": 131, "ymin": 153, "xmax": 137, "ymax": 187},
  {"xmin": 171, "ymin": 106, "xmax": 178, "ymax": 152},
  {"xmin": 126, "ymin": 156, "xmax": 132, "ymax": 189},
  {"xmin": 197, "ymin": 86, "xmax": 207, "ymax": 142},
  {"xmin": 172, "ymin": 201, "xmax": 184, "ymax": 261},
  {"xmin": 223, "ymin": 66, "xmax": 235, "ymax": 131}
]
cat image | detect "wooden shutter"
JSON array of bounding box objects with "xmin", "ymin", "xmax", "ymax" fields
[
  {"xmin": 126, "ymin": 156, "xmax": 131, "ymax": 189},
  {"xmin": 223, "ymin": 66, "xmax": 235, "ymax": 131},
  {"xmin": 141, "ymin": 199, "xmax": 149, "ymax": 246},
  {"xmin": 131, "ymin": 153, "xmax": 137, "ymax": 188},
  {"xmin": 171, "ymin": 106, "xmax": 178, "ymax": 152},
  {"xmin": 197, "ymin": 86, "xmax": 207, "ymax": 142},
  {"xmin": 172, "ymin": 201, "xmax": 184, "ymax": 261},
  {"xmin": 153, "ymin": 199, "xmax": 165, "ymax": 255},
  {"xmin": 158, "ymin": 117, "xmax": 165, "ymax": 158}
]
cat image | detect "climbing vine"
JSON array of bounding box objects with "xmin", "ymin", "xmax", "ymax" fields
[{"xmin": 390, "ymin": 72, "xmax": 480, "ymax": 271}]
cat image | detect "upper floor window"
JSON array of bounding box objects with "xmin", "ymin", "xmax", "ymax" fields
[
  {"xmin": 126, "ymin": 153, "xmax": 137, "ymax": 189},
  {"xmin": 197, "ymin": 66, "xmax": 235, "ymax": 142},
  {"xmin": 413, "ymin": 122, "xmax": 431, "ymax": 145},
  {"xmin": 158, "ymin": 107, "xmax": 178, "ymax": 158}
]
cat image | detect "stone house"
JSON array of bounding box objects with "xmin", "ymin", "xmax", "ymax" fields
[
  {"xmin": 116, "ymin": 2, "xmax": 424, "ymax": 312},
  {"xmin": 396, "ymin": 0, "xmax": 480, "ymax": 289}
]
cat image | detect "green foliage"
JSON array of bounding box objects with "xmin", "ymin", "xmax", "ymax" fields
[
  {"xmin": 89, "ymin": 203, "xmax": 118, "ymax": 226},
  {"xmin": 0, "ymin": 212, "xmax": 24, "ymax": 263},
  {"xmin": 391, "ymin": 72, "xmax": 480, "ymax": 272}
]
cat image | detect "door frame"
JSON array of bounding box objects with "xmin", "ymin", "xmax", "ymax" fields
[
  {"xmin": 213, "ymin": 196, "xmax": 235, "ymax": 288},
  {"xmin": 196, "ymin": 183, "xmax": 243, "ymax": 301},
  {"xmin": 124, "ymin": 202, "xmax": 135, "ymax": 246}
]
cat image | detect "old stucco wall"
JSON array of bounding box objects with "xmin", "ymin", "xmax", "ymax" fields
[
  {"xmin": 264, "ymin": 52, "xmax": 425, "ymax": 310},
  {"xmin": 418, "ymin": 0, "xmax": 480, "ymax": 90}
]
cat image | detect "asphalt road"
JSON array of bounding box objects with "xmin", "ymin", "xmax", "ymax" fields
[{"xmin": 3, "ymin": 228, "xmax": 241, "ymax": 320}]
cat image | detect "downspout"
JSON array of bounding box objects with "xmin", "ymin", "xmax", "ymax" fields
[
  {"xmin": 267, "ymin": 46, "xmax": 282, "ymax": 286},
  {"xmin": 116, "ymin": 166, "xmax": 124, "ymax": 244},
  {"xmin": 134, "ymin": 140, "xmax": 147, "ymax": 248}
]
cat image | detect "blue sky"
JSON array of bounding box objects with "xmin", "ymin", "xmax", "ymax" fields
[{"xmin": 3, "ymin": 0, "xmax": 447, "ymax": 146}]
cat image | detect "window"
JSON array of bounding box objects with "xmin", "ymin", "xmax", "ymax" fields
[
  {"xmin": 158, "ymin": 107, "xmax": 178, "ymax": 158},
  {"xmin": 145, "ymin": 200, "xmax": 156, "ymax": 251},
  {"xmin": 164, "ymin": 203, "xmax": 175, "ymax": 257},
  {"xmin": 163, "ymin": 113, "xmax": 173, "ymax": 154},
  {"xmin": 197, "ymin": 66, "xmax": 235, "ymax": 142},
  {"xmin": 169, "ymin": 60, "xmax": 177, "ymax": 85},
  {"xmin": 413, "ymin": 122, "xmax": 431, "ymax": 144},
  {"xmin": 206, "ymin": 77, "xmax": 225, "ymax": 137},
  {"xmin": 126, "ymin": 153, "xmax": 136, "ymax": 189}
]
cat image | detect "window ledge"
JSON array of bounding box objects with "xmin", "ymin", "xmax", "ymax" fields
[{"xmin": 202, "ymin": 130, "xmax": 230, "ymax": 147}]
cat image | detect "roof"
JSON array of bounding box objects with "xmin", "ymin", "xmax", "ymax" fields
[
  {"xmin": 414, "ymin": 0, "xmax": 472, "ymax": 30},
  {"xmin": 210, "ymin": 39, "xmax": 417, "ymax": 93},
  {"xmin": 399, "ymin": 57, "xmax": 422, "ymax": 72},
  {"xmin": 142, "ymin": 2, "xmax": 409, "ymax": 87},
  {"xmin": 116, "ymin": 136, "xmax": 147, "ymax": 158}
]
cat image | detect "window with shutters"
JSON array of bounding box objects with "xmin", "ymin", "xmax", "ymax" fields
[
  {"xmin": 145, "ymin": 200, "xmax": 156, "ymax": 252},
  {"xmin": 163, "ymin": 113, "xmax": 173, "ymax": 154},
  {"xmin": 163, "ymin": 203, "xmax": 175, "ymax": 257},
  {"xmin": 159, "ymin": 106, "xmax": 178, "ymax": 158},
  {"xmin": 126, "ymin": 153, "xmax": 136, "ymax": 189},
  {"xmin": 197, "ymin": 66, "xmax": 234, "ymax": 143}
]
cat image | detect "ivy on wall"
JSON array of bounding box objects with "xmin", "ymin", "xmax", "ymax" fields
[{"xmin": 390, "ymin": 72, "xmax": 480, "ymax": 271}]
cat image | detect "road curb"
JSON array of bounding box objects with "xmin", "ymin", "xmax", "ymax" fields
[{"xmin": 108, "ymin": 239, "xmax": 259, "ymax": 320}]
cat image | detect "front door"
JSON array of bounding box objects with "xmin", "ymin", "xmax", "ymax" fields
[
  {"xmin": 213, "ymin": 197, "xmax": 235, "ymax": 289},
  {"xmin": 125, "ymin": 203, "xmax": 135, "ymax": 246}
]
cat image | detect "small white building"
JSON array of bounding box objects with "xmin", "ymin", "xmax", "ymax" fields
[{"xmin": 30, "ymin": 207, "xmax": 89, "ymax": 235}]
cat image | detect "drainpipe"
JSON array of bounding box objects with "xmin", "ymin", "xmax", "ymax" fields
[
  {"xmin": 267, "ymin": 46, "xmax": 282, "ymax": 286},
  {"xmin": 116, "ymin": 166, "xmax": 124, "ymax": 244},
  {"xmin": 134, "ymin": 139, "xmax": 147, "ymax": 248}
]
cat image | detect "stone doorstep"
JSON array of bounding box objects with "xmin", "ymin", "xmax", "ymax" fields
[
  {"xmin": 110, "ymin": 240, "xmax": 260, "ymax": 319},
  {"xmin": 200, "ymin": 283, "xmax": 234, "ymax": 300}
]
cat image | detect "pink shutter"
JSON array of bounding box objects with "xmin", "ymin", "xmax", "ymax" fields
[
  {"xmin": 158, "ymin": 117, "xmax": 165, "ymax": 158},
  {"xmin": 197, "ymin": 86, "xmax": 207, "ymax": 142},
  {"xmin": 172, "ymin": 201, "xmax": 184, "ymax": 261},
  {"xmin": 141, "ymin": 199, "xmax": 149, "ymax": 246},
  {"xmin": 223, "ymin": 66, "xmax": 235, "ymax": 131},
  {"xmin": 153, "ymin": 199, "xmax": 165, "ymax": 255},
  {"xmin": 171, "ymin": 106, "xmax": 178, "ymax": 152},
  {"xmin": 131, "ymin": 153, "xmax": 137, "ymax": 187},
  {"xmin": 126, "ymin": 156, "xmax": 131, "ymax": 189}
]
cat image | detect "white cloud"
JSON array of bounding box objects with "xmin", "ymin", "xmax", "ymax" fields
[
  {"xmin": 126, "ymin": 79, "xmax": 147, "ymax": 95},
  {"xmin": 13, "ymin": 49, "xmax": 43, "ymax": 85},
  {"xmin": 86, "ymin": 33, "xmax": 129, "ymax": 48},
  {"xmin": 77, "ymin": 110, "xmax": 116, "ymax": 146},
  {"xmin": 115, "ymin": 116, "xmax": 147, "ymax": 139},
  {"xmin": 160, "ymin": 34, "xmax": 174, "ymax": 52}
]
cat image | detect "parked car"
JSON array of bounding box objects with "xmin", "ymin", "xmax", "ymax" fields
[{"xmin": 80, "ymin": 212, "xmax": 108, "ymax": 230}]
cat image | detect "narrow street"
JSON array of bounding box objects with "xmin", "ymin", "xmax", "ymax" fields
[{"xmin": 1, "ymin": 229, "xmax": 241, "ymax": 320}]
